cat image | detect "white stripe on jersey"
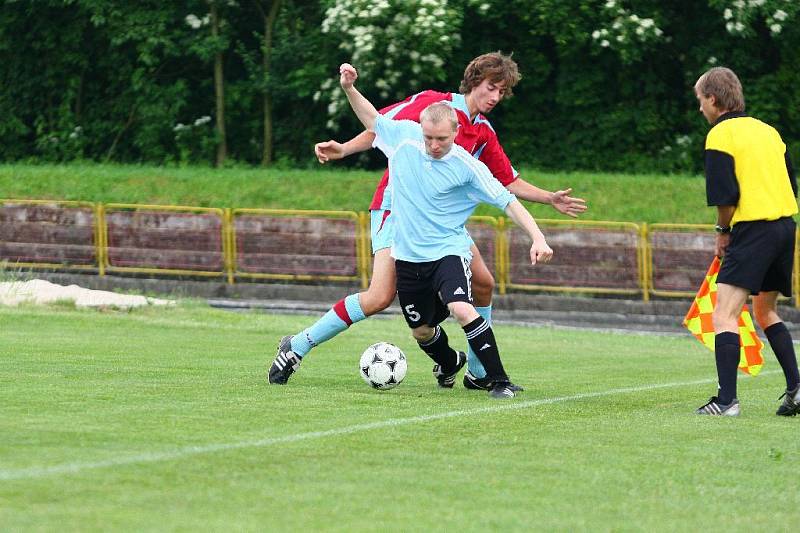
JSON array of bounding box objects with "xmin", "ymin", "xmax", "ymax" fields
[
  {"xmin": 375, "ymin": 135, "xmax": 425, "ymax": 159},
  {"xmin": 372, "ymin": 134, "xmax": 395, "ymax": 158},
  {"xmin": 451, "ymin": 147, "xmax": 509, "ymax": 200},
  {"xmin": 473, "ymin": 115, "xmax": 496, "ymax": 131},
  {"xmin": 383, "ymin": 92, "xmax": 425, "ymax": 119},
  {"xmin": 394, "ymin": 139, "xmax": 426, "ymax": 157}
]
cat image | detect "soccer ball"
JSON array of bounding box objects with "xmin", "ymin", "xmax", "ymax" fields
[{"xmin": 359, "ymin": 342, "xmax": 407, "ymax": 390}]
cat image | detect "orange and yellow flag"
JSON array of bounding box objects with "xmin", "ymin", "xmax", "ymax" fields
[{"xmin": 682, "ymin": 256, "xmax": 764, "ymax": 376}]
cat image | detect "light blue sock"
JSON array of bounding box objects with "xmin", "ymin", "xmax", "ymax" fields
[
  {"xmin": 290, "ymin": 294, "xmax": 366, "ymax": 357},
  {"xmin": 466, "ymin": 305, "xmax": 492, "ymax": 377}
]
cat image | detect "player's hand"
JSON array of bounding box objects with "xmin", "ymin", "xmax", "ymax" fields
[
  {"xmin": 551, "ymin": 188, "xmax": 587, "ymax": 218},
  {"xmin": 715, "ymin": 233, "xmax": 730, "ymax": 258},
  {"xmin": 339, "ymin": 63, "xmax": 358, "ymax": 89},
  {"xmin": 314, "ymin": 140, "xmax": 346, "ymax": 164},
  {"xmin": 529, "ymin": 240, "xmax": 553, "ymax": 266}
]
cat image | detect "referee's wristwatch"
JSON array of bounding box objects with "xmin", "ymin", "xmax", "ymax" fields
[{"xmin": 714, "ymin": 224, "xmax": 731, "ymax": 234}]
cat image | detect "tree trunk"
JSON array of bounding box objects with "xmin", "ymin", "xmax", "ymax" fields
[
  {"xmin": 258, "ymin": 0, "xmax": 281, "ymax": 166},
  {"xmin": 104, "ymin": 104, "xmax": 137, "ymax": 162},
  {"xmin": 210, "ymin": 2, "xmax": 227, "ymax": 167}
]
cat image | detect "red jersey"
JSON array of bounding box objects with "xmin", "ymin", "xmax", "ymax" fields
[{"xmin": 369, "ymin": 90, "xmax": 519, "ymax": 210}]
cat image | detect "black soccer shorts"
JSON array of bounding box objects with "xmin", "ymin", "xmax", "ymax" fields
[
  {"xmin": 718, "ymin": 217, "xmax": 796, "ymax": 296},
  {"xmin": 395, "ymin": 255, "xmax": 473, "ymax": 329}
]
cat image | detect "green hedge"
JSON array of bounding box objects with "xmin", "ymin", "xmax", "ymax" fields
[{"xmin": 1, "ymin": 1, "xmax": 797, "ymax": 173}]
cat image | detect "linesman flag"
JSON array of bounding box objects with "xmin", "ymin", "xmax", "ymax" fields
[{"xmin": 682, "ymin": 256, "xmax": 764, "ymax": 376}]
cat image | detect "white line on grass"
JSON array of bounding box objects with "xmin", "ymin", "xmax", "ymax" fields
[{"xmin": 0, "ymin": 371, "xmax": 779, "ymax": 481}]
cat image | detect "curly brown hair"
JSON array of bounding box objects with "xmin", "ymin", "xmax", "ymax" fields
[{"xmin": 459, "ymin": 52, "xmax": 521, "ymax": 96}]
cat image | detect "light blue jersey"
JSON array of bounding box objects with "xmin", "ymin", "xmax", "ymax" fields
[{"xmin": 372, "ymin": 115, "xmax": 515, "ymax": 263}]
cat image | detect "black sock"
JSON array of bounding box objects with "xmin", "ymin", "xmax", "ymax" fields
[
  {"xmin": 765, "ymin": 322, "xmax": 800, "ymax": 391},
  {"xmin": 463, "ymin": 317, "xmax": 507, "ymax": 382},
  {"xmin": 715, "ymin": 332, "xmax": 740, "ymax": 404},
  {"xmin": 418, "ymin": 326, "xmax": 458, "ymax": 371}
]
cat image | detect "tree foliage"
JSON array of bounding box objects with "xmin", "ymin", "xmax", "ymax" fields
[{"xmin": 0, "ymin": 0, "xmax": 798, "ymax": 172}]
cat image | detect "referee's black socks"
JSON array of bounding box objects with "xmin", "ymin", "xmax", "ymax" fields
[
  {"xmin": 765, "ymin": 322, "xmax": 800, "ymax": 391},
  {"xmin": 463, "ymin": 317, "xmax": 508, "ymax": 382},
  {"xmin": 417, "ymin": 325, "xmax": 459, "ymax": 371},
  {"xmin": 715, "ymin": 331, "xmax": 740, "ymax": 405}
]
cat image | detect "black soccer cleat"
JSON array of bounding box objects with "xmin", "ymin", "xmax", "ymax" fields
[
  {"xmin": 463, "ymin": 370, "xmax": 524, "ymax": 392},
  {"xmin": 776, "ymin": 385, "xmax": 800, "ymax": 416},
  {"xmin": 488, "ymin": 380, "xmax": 516, "ymax": 399},
  {"xmin": 268, "ymin": 335, "xmax": 302, "ymax": 385},
  {"xmin": 695, "ymin": 396, "xmax": 740, "ymax": 416},
  {"xmin": 432, "ymin": 351, "xmax": 467, "ymax": 388}
]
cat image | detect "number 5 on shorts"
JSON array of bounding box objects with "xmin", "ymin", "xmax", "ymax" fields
[{"xmin": 404, "ymin": 304, "xmax": 421, "ymax": 323}]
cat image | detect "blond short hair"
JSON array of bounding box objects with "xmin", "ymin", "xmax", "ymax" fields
[
  {"xmin": 695, "ymin": 67, "xmax": 745, "ymax": 113},
  {"xmin": 419, "ymin": 102, "xmax": 458, "ymax": 131}
]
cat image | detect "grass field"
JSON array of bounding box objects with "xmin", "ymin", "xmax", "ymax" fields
[
  {"xmin": 3, "ymin": 303, "xmax": 800, "ymax": 531},
  {"xmin": 0, "ymin": 162, "xmax": 710, "ymax": 224}
]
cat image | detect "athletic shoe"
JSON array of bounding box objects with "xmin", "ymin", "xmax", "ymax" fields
[
  {"xmin": 776, "ymin": 385, "xmax": 800, "ymax": 416},
  {"xmin": 432, "ymin": 351, "xmax": 467, "ymax": 388},
  {"xmin": 268, "ymin": 335, "xmax": 301, "ymax": 384},
  {"xmin": 463, "ymin": 371, "xmax": 525, "ymax": 392},
  {"xmin": 488, "ymin": 381, "xmax": 516, "ymax": 399},
  {"xmin": 695, "ymin": 396, "xmax": 740, "ymax": 416}
]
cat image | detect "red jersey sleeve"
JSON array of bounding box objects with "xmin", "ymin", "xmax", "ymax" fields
[
  {"xmin": 378, "ymin": 90, "xmax": 451, "ymax": 121},
  {"xmin": 476, "ymin": 129, "xmax": 518, "ymax": 187}
]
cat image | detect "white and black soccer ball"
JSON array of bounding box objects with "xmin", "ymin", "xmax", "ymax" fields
[{"xmin": 359, "ymin": 342, "xmax": 407, "ymax": 390}]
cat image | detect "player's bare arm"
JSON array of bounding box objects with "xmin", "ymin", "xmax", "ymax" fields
[
  {"xmin": 504, "ymin": 199, "xmax": 553, "ymax": 265},
  {"xmin": 506, "ymin": 179, "xmax": 587, "ymax": 218},
  {"xmin": 314, "ymin": 130, "xmax": 376, "ymax": 164},
  {"xmin": 339, "ymin": 63, "xmax": 379, "ymax": 132}
]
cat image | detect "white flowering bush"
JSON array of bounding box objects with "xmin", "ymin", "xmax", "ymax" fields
[
  {"xmin": 34, "ymin": 121, "xmax": 86, "ymax": 161},
  {"xmin": 318, "ymin": 0, "xmax": 462, "ymax": 129},
  {"xmin": 711, "ymin": 0, "xmax": 798, "ymax": 37},
  {"xmin": 658, "ymin": 132, "xmax": 705, "ymax": 172},
  {"xmin": 590, "ymin": 0, "xmax": 664, "ymax": 63},
  {"xmin": 173, "ymin": 116, "xmax": 216, "ymax": 165},
  {"xmin": 185, "ymin": 13, "xmax": 210, "ymax": 29}
]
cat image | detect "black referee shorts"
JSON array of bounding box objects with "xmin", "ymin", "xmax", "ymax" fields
[
  {"xmin": 718, "ymin": 217, "xmax": 796, "ymax": 296},
  {"xmin": 395, "ymin": 255, "xmax": 472, "ymax": 329}
]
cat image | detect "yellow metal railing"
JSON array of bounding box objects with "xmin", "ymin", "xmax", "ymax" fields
[
  {"xmin": 3, "ymin": 198, "xmax": 799, "ymax": 304},
  {"xmin": 359, "ymin": 211, "xmax": 370, "ymax": 288},
  {"xmin": 638, "ymin": 223, "xmax": 649, "ymax": 300},
  {"xmin": 466, "ymin": 215, "xmax": 504, "ymax": 294},
  {"xmin": 102, "ymin": 203, "xmax": 227, "ymax": 278},
  {"xmin": 0, "ymin": 198, "xmax": 100, "ymax": 272},
  {"xmin": 496, "ymin": 216, "xmax": 507, "ymax": 295},
  {"xmin": 647, "ymin": 223, "xmax": 800, "ymax": 306},
  {"xmin": 646, "ymin": 223, "xmax": 715, "ymax": 299},
  {"xmin": 503, "ymin": 218, "xmax": 644, "ymax": 297},
  {"xmin": 230, "ymin": 208, "xmax": 365, "ymax": 286}
]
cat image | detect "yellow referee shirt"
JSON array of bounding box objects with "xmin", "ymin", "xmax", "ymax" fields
[{"xmin": 704, "ymin": 112, "xmax": 797, "ymax": 225}]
